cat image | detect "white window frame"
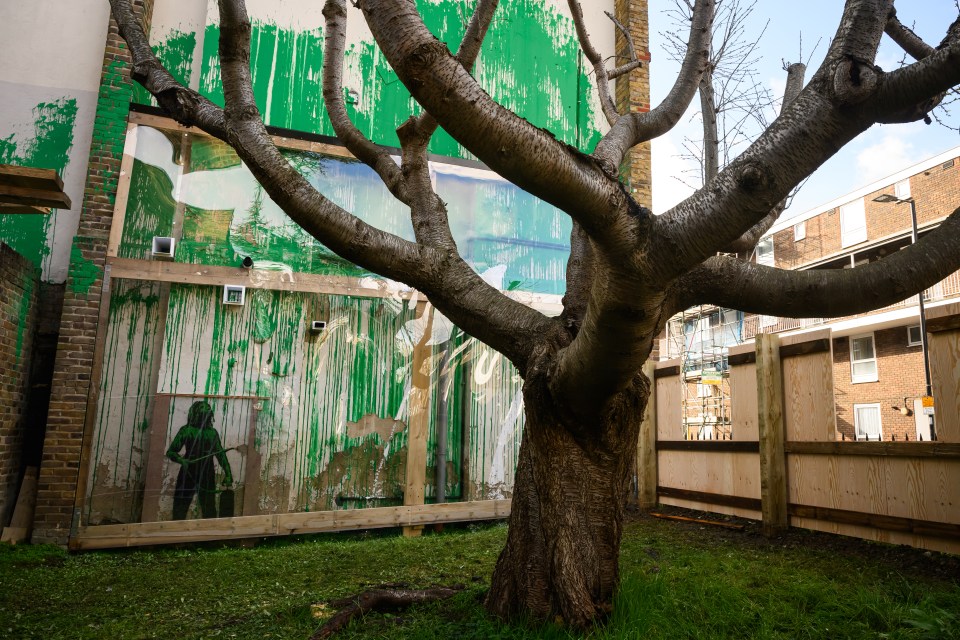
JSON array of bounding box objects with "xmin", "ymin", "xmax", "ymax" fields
[
  {"xmin": 793, "ymin": 221, "xmax": 806, "ymax": 241},
  {"xmin": 840, "ymin": 198, "xmax": 867, "ymax": 248},
  {"xmin": 756, "ymin": 236, "xmax": 775, "ymax": 266},
  {"xmin": 894, "ymin": 178, "xmax": 911, "ymax": 200},
  {"xmin": 849, "ymin": 333, "xmax": 878, "ymax": 383},
  {"xmin": 907, "ymin": 324, "xmax": 923, "ymax": 347},
  {"xmin": 854, "ymin": 403, "xmax": 883, "ymax": 441}
]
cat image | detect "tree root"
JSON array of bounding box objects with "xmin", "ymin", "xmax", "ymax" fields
[{"xmin": 309, "ymin": 583, "xmax": 464, "ymax": 639}]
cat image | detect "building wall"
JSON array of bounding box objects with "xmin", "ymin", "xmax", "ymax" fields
[
  {"xmin": 770, "ymin": 152, "xmax": 960, "ymax": 270},
  {"xmin": 0, "ymin": 1, "xmax": 111, "ymax": 283},
  {"xmin": 833, "ymin": 328, "xmax": 927, "ymax": 441},
  {"xmin": 0, "ymin": 244, "xmax": 40, "ymax": 525},
  {"xmin": 33, "ymin": 0, "xmax": 649, "ymax": 544}
]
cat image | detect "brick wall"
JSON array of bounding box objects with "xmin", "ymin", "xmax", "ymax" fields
[
  {"xmin": 31, "ymin": 1, "xmax": 154, "ymax": 545},
  {"xmin": 833, "ymin": 327, "xmax": 927, "ymax": 441},
  {"xmin": 772, "ymin": 155, "xmax": 960, "ymax": 270},
  {"xmin": 614, "ymin": 0, "xmax": 652, "ymax": 210},
  {"xmin": 0, "ymin": 243, "xmax": 40, "ymax": 526}
]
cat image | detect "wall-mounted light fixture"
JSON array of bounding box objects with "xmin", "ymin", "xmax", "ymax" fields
[
  {"xmin": 241, "ymin": 255, "xmax": 254, "ymax": 269},
  {"xmin": 308, "ymin": 320, "xmax": 327, "ymax": 334}
]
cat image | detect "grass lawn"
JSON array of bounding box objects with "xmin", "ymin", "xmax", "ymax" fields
[{"xmin": 1, "ymin": 510, "xmax": 958, "ymax": 639}]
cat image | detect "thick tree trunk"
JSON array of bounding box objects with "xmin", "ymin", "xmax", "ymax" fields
[{"xmin": 484, "ymin": 351, "xmax": 649, "ymax": 629}]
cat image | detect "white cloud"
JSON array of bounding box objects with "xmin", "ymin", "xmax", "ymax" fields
[
  {"xmin": 854, "ymin": 126, "xmax": 924, "ymax": 185},
  {"xmin": 651, "ymin": 133, "xmax": 697, "ymax": 215}
]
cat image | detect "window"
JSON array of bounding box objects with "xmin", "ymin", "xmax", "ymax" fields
[
  {"xmin": 908, "ymin": 325, "xmax": 923, "ymax": 347},
  {"xmin": 854, "ymin": 404, "xmax": 883, "ymax": 441},
  {"xmin": 794, "ymin": 221, "xmax": 806, "ymax": 241},
  {"xmin": 840, "ymin": 199, "xmax": 867, "ymax": 247},
  {"xmin": 850, "ymin": 333, "xmax": 878, "ymax": 383},
  {"xmin": 894, "ymin": 179, "xmax": 911, "ymax": 200},
  {"xmin": 756, "ymin": 236, "xmax": 774, "ymax": 266}
]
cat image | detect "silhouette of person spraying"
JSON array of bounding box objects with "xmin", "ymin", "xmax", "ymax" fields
[{"xmin": 166, "ymin": 400, "xmax": 233, "ymax": 520}]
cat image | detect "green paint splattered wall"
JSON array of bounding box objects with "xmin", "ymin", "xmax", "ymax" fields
[
  {"xmin": 0, "ymin": 1, "xmax": 111, "ymax": 282},
  {"xmin": 84, "ymin": 0, "xmax": 617, "ymax": 523}
]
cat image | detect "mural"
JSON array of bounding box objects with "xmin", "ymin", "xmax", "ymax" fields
[{"xmin": 83, "ymin": 0, "xmax": 615, "ymax": 524}]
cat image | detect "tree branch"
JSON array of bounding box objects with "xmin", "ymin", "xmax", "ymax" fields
[
  {"xmin": 674, "ymin": 206, "xmax": 960, "ymax": 317},
  {"xmin": 108, "ymin": 0, "xmax": 227, "ymax": 138},
  {"xmin": 593, "ymin": 0, "xmax": 715, "ymax": 174},
  {"xmin": 356, "ymin": 0, "xmax": 635, "ymax": 248},
  {"xmin": 605, "ymin": 11, "xmax": 644, "ymax": 80},
  {"xmin": 646, "ymin": 0, "xmax": 953, "ymax": 281},
  {"xmin": 568, "ymin": 0, "xmax": 621, "ymax": 126},
  {"xmin": 884, "ymin": 8, "xmax": 935, "ymax": 60},
  {"xmin": 210, "ymin": 0, "xmax": 432, "ymax": 286},
  {"xmin": 321, "ymin": 0, "xmax": 406, "ymax": 201},
  {"xmin": 723, "ymin": 61, "xmax": 806, "ymax": 254}
]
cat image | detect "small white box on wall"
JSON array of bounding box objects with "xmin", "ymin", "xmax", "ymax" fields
[
  {"xmin": 223, "ymin": 285, "xmax": 246, "ymax": 306},
  {"xmin": 151, "ymin": 236, "xmax": 175, "ymax": 260}
]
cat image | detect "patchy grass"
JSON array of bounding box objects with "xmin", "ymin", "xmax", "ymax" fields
[{"xmin": 1, "ymin": 513, "xmax": 958, "ymax": 639}]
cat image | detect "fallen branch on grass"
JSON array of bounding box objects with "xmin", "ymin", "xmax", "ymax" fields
[
  {"xmin": 650, "ymin": 512, "xmax": 745, "ymax": 531},
  {"xmin": 310, "ymin": 584, "xmax": 465, "ymax": 639}
]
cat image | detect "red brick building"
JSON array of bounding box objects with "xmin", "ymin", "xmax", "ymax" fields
[{"xmin": 662, "ymin": 145, "xmax": 960, "ymax": 442}]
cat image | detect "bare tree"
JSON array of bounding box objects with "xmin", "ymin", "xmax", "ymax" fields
[{"xmin": 109, "ymin": 0, "xmax": 960, "ymax": 629}]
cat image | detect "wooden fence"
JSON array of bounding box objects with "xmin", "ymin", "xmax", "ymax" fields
[{"xmin": 643, "ymin": 304, "xmax": 960, "ymax": 554}]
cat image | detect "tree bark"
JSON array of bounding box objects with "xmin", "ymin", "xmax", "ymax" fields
[{"xmin": 484, "ymin": 347, "xmax": 649, "ymax": 629}]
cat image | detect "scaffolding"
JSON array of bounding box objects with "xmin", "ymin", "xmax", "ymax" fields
[{"xmin": 666, "ymin": 305, "xmax": 744, "ymax": 440}]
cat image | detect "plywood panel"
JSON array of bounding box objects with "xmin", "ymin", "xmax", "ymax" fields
[
  {"xmin": 656, "ymin": 375, "xmax": 682, "ymax": 441},
  {"xmin": 729, "ymin": 362, "xmax": 758, "ymax": 441},
  {"xmin": 782, "ymin": 351, "xmax": 835, "ymax": 442},
  {"xmin": 657, "ymin": 450, "xmax": 761, "ymax": 499},
  {"xmin": 929, "ymin": 329, "xmax": 960, "ymax": 442}
]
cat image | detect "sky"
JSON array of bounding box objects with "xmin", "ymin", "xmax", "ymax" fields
[{"xmin": 647, "ymin": 0, "xmax": 960, "ymax": 219}]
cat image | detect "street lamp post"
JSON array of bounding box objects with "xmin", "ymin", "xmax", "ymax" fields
[{"xmin": 872, "ymin": 193, "xmax": 936, "ymax": 440}]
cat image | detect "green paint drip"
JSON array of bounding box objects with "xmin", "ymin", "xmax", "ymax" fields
[
  {"xmin": 69, "ymin": 240, "xmax": 102, "ymax": 294},
  {"xmin": 194, "ymin": 0, "xmax": 601, "ymax": 157},
  {"xmin": 132, "ymin": 30, "xmax": 196, "ymax": 106},
  {"xmin": 0, "ymin": 98, "xmax": 77, "ymax": 270}
]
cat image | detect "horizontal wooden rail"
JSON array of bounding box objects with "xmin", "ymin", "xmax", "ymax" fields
[
  {"xmin": 785, "ymin": 442, "xmax": 960, "ymax": 458},
  {"xmin": 728, "ymin": 338, "xmax": 831, "ymax": 366},
  {"xmin": 657, "ymin": 487, "xmax": 762, "ymax": 512},
  {"xmin": 789, "ymin": 504, "xmax": 960, "ymax": 540},
  {"xmin": 653, "ymin": 365, "xmax": 681, "ymax": 379},
  {"xmin": 657, "ymin": 441, "xmax": 760, "ymax": 453},
  {"xmin": 73, "ymin": 499, "xmax": 511, "ymax": 550}
]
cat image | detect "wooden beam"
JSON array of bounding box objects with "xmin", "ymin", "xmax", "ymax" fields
[
  {"xmin": 404, "ymin": 302, "xmax": 432, "ymax": 537},
  {"xmin": 0, "ymin": 164, "xmax": 64, "ymax": 192},
  {"xmin": 72, "ymin": 499, "xmax": 511, "ymax": 549},
  {"xmin": 756, "ymin": 333, "xmax": 788, "ymax": 536},
  {"xmin": 128, "ymin": 111, "xmax": 357, "ymax": 160},
  {"xmin": 657, "ymin": 441, "xmax": 760, "ymax": 452},
  {"xmin": 0, "ymin": 204, "xmax": 51, "ymax": 215},
  {"xmin": 656, "ymin": 486, "xmax": 762, "ymax": 512},
  {"xmin": 0, "ymin": 183, "xmax": 71, "ymax": 209},
  {"xmin": 788, "ymin": 503, "xmax": 960, "ymax": 540},
  {"xmin": 785, "ymin": 441, "xmax": 960, "ymax": 458},
  {"xmin": 107, "ymin": 123, "xmax": 138, "ymax": 257},
  {"xmin": 654, "ymin": 365, "xmax": 681, "ymax": 379},
  {"xmin": 107, "ymin": 257, "xmax": 420, "ymax": 300},
  {"xmin": 637, "ymin": 361, "xmax": 658, "ymax": 510}
]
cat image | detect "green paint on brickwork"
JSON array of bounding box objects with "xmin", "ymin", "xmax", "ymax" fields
[
  {"xmin": 183, "ymin": 0, "xmax": 600, "ymax": 158},
  {"xmin": 92, "ymin": 58, "xmax": 134, "ymax": 206},
  {"xmin": 0, "ymin": 98, "xmax": 78, "ymax": 270},
  {"xmin": 132, "ymin": 30, "xmax": 196, "ymax": 106},
  {"xmin": 68, "ymin": 241, "xmax": 103, "ymax": 295}
]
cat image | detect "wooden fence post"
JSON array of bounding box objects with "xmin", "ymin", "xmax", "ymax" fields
[
  {"xmin": 636, "ymin": 360, "xmax": 658, "ymax": 510},
  {"xmin": 756, "ymin": 333, "xmax": 788, "ymax": 536},
  {"xmin": 404, "ymin": 301, "xmax": 432, "ymax": 537}
]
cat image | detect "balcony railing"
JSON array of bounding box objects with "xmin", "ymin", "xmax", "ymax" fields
[{"xmin": 659, "ymin": 271, "xmax": 960, "ymax": 360}]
